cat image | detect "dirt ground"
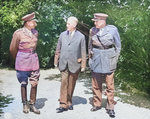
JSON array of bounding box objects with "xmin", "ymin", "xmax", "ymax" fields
[{"xmin": 0, "ymin": 69, "xmax": 150, "ymax": 119}]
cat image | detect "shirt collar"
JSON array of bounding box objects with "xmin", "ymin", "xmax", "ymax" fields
[
  {"xmin": 24, "ymin": 27, "xmax": 32, "ymax": 33},
  {"xmin": 69, "ymin": 29, "xmax": 76, "ymax": 36}
]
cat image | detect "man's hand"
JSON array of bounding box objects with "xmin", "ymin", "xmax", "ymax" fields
[
  {"xmin": 89, "ymin": 54, "xmax": 92, "ymax": 59},
  {"xmin": 89, "ymin": 52, "xmax": 94, "ymax": 59},
  {"xmin": 54, "ymin": 64, "xmax": 58, "ymax": 68},
  {"xmin": 77, "ymin": 58, "xmax": 82, "ymax": 63},
  {"xmin": 81, "ymin": 68, "xmax": 85, "ymax": 72}
]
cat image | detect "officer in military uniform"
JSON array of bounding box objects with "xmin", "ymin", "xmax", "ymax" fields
[
  {"xmin": 88, "ymin": 13, "xmax": 121, "ymax": 117},
  {"xmin": 9, "ymin": 12, "xmax": 40, "ymax": 114}
]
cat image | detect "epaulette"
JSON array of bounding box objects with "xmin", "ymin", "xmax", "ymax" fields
[
  {"xmin": 16, "ymin": 28, "xmax": 23, "ymax": 32},
  {"xmin": 107, "ymin": 25, "xmax": 116, "ymax": 29}
]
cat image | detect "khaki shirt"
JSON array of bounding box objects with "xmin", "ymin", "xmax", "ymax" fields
[{"xmin": 9, "ymin": 27, "xmax": 39, "ymax": 71}]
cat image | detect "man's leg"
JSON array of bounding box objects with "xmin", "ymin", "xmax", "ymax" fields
[
  {"xmin": 29, "ymin": 85, "xmax": 40, "ymax": 114},
  {"xmin": 17, "ymin": 71, "xmax": 29, "ymax": 114},
  {"xmin": 91, "ymin": 72, "xmax": 103, "ymax": 111},
  {"xmin": 67, "ymin": 71, "xmax": 79, "ymax": 109},
  {"xmin": 29, "ymin": 70, "xmax": 40, "ymax": 114},
  {"xmin": 56, "ymin": 70, "xmax": 69, "ymax": 113},
  {"xmin": 105, "ymin": 72, "xmax": 115, "ymax": 117},
  {"xmin": 21, "ymin": 84, "xmax": 29, "ymax": 113},
  {"xmin": 59, "ymin": 70, "xmax": 69, "ymax": 108}
]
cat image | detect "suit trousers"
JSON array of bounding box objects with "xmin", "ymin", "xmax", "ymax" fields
[
  {"xmin": 59, "ymin": 70, "xmax": 79, "ymax": 108},
  {"xmin": 92, "ymin": 72, "xmax": 115, "ymax": 110}
]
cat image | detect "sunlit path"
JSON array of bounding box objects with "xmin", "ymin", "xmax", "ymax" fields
[{"xmin": 0, "ymin": 69, "xmax": 150, "ymax": 119}]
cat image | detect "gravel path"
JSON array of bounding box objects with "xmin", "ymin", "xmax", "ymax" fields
[{"xmin": 0, "ymin": 69, "xmax": 150, "ymax": 119}]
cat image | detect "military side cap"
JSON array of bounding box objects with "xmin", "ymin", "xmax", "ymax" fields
[
  {"xmin": 21, "ymin": 12, "xmax": 36, "ymax": 21},
  {"xmin": 92, "ymin": 13, "xmax": 108, "ymax": 21}
]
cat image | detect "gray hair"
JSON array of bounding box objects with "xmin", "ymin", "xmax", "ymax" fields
[{"xmin": 68, "ymin": 16, "xmax": 78, "ymax": 26}]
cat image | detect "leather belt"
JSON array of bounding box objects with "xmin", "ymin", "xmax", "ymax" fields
[
  {"xmin": 93, "ymin": 45, "xmax": 113, "ymax": 49},
  {"xmin": 18, "ymin": 49, "xmax": 36, "ymax": 54}
]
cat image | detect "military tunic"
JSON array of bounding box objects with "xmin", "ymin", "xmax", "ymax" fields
[
  {"xmin": 10, "ymin": 27, "xmax": 39, "ymax": 71},
  {"xmin": 88, "ymin": 25, "xmax": 121, "ymax": 73}
]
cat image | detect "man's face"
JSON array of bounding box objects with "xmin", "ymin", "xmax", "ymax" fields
[
  {"xmin": 27, "ymin": 20, "xmax": 37, "ymax": 29},
  {"xmin": 94, "ymin": 20, "xmax": 105, "ymax": 28},
  {"xmin": 66, "ymin": 19, "xmax": 76, "ymax": 32}
]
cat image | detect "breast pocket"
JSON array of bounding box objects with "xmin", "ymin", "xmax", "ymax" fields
[
  {"xmin": 108, "ymin": 49, "xmax": 118, "ymax": 71},
  {"xmin": 101, "ymin": 34, "xmax": 113, "ymax": 46},
  {"xmin": 91, "ymin": 54, "xmax": 100, "ymax": 70}
]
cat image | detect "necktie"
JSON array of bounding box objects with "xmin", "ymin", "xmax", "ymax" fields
[{"xmin": 69, "ymin": 32, "xmax": 72, "ymax": 38}]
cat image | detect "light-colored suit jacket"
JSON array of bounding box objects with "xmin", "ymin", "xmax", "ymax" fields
[{"xmin": 54, "ymin": 30, "xmax": 86, "ymax": 73}]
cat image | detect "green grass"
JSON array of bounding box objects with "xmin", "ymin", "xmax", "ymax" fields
[{"xmin": 0, "ymin": 94, "xmax": 14, "ymax": 116}]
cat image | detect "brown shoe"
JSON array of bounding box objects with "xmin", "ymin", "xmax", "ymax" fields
[
  {"xmin": 30, "ymin": 104, "xmax": 40, "ymax": 114},
  {"xmin": 91, "ymin": 106, "xmax": 101, "ymax": 111},
  {"xmin": 23, "ymin": 101, "xmax": 29, "ymax": 114}
]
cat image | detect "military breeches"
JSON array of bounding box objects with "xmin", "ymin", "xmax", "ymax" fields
[
  {"xmin": 17, "ymin": 70, "xmax": 40, "ymax": 104},
  {"xmin": 16, "ymin": 69, "xmax": 40, "ymax": 87}
]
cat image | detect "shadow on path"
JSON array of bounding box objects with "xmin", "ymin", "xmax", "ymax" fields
[
  {"xmin": 35, "ymin": 98, "xmax": 48, "ymax": 109},
  {"xmin": 89, "ymin": 97, "xmax": 107, "ymax": 108},
  {"xmin": 72, "ymin": 96, "xmax": 87, "ymax": 106},
  {"xmin": 43, "ymin": 70, "xmax": 150, "ymax": 109},
  {"xmin": 44, "ymin": 74, "xmax": 61, "ymax": 81}
]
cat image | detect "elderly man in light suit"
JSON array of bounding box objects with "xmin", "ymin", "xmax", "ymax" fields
[
  {"xmin": 54, "ymin": 16, "xmax": 86, "ymax": 113},
  {"xmin": 88, "ymin": 13, "xmax": 121, "ymax": 118}
]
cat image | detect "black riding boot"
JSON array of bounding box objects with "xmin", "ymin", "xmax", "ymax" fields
[
  {"xmin": 29, "ymin": 85, "xmax": 40, "ymax": 114},
  {"xmin": 21, "ymin": 87, "xmax": 29, "ymax": 113}
]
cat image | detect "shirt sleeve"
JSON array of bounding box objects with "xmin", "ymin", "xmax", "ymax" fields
[
  {"xmin": 9, "ymin": 31, "xmax": 20, "ymax": 59},
  {"xmin": 88, "ymin": 29, "xmax": 93, "ymax": 55},
  {"xmin": 54, "ymin": 34, "xmax": 62, "ymax": 65},
  {"xmin": 114, "ymin": 28, "xmax": 121, "ymax": 56},
  {"xmin": 81, "ymin": 35, "xmax": 86, "ymax": 69}
]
